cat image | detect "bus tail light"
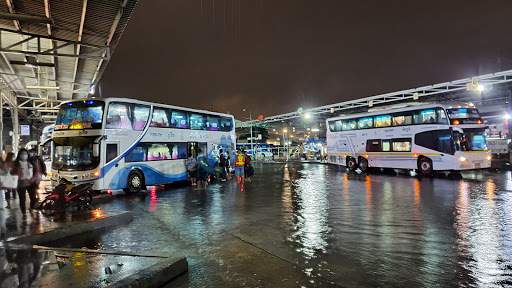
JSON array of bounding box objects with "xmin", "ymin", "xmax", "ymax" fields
[
  {"xmin": 486, "ymin": 155, "xmax": 492, "ymax": 161},
  {"xmin": 477, "ymin": 120, "xmax": 482, "ymax": 124},
  {"xmin": 458, "ymin": 156, "xmax": 468, "ymax": 162},
  {"xmin": 453, "ymin": 120, "xmax": 460, "ymax": 125},
  {"xmin": 107, "ymin": 189, "xmax": 112, "ymax": 194}
]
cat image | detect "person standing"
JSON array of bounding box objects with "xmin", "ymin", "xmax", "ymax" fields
[
  {"xmin": 219, "ymin": 149, "xmax": 227, "ymax": 181},
  {"xmin": 235, "ymin": 149, "xmax": 245, "ymax": 184},
  {"xmin": 226, "ymin": 151, "xmax": 232, "ymax": 180},
  {"xmin": 244, "ymin": 151, "xmax": 254, "ymax": 182},
  {"xmin": 185, "ymin": 153, "xmax": 198, "ymax": 186},
  {"xmin": 28, "ymin": 149, "xmax": 45, "ymax": 203},
  {"xmin": 11, "ymin": 149, "xmax": 36, "ymax": 215},
  {"xmin": 196, "ymin": 149, "xmax": 208, "ymax": 189},
  {"xmin": 3, "ymin": 152, "xmax": 16, "ymax": 200}
]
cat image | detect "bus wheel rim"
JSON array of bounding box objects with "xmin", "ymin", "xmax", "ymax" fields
[
  {"xmin": 421, "ymin": 161, "xmax": 430, "ymax": 171},
  {"xmin": 131, "ymin": 176, "xmax": 140, "ymax": 188}
]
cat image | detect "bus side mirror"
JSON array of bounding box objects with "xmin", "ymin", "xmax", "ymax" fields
[{"xmin": 93, "ymin": 144, "xmax": 99, "ymax": 157}]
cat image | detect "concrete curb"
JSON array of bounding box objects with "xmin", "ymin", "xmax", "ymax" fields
[
  {"xmin": 106, "ymin": 256, "xmax": 188, "ymax": 288},
  {"xmin": 92, "ymin": 193, "xmax": 114, "ymax": 205},
  {"xmin": 8, "ymin": 211, "xmax": 133, "ymax": 245}
]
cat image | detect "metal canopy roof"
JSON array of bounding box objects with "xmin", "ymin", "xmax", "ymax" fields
[
  {"xmin": 0, "ymin": 0, "xmax": 138, "ymax": 126},
  {"xmin": 240, "ymin": 69, "xmax": 512, "ymax": 128}
]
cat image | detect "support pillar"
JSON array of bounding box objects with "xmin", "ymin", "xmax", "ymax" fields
[{"xmin": 11, "ymin": 106, "xmax": 18, "ymax": 153}]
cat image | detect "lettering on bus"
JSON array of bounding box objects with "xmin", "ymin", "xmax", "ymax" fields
[
  {"xmin": 189, "ymin": 131, "xmax": 210, "ymax": 139},
  {"xmin": 55, "ymin": 124, "xmax": 69, "ymax": 130},
  {"xmin": 150, "ymin": 133, "xmax": 163, "ymax": 138},
  {"xmin": 167, "ymin": 132, "xmax": 176, "ymax": 138}
]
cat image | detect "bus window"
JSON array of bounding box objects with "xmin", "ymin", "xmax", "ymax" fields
[
  {"xmin": 133, "ymin": 106, "xmax": 150, "ymax": 130},
  {"xmin": 147, "ymin": 144, "xmax": 169, "ymax": 161},
  {"xmin": 367, "ymin": 139, "xmax": 381, "ymax": 152},
  {"xmin": 375, "ymin": 115, "xmax": 392, "ymax": 127},
  {"xmin": 206, "ymin": 116, "xmax": 220, "ymax": 131},
  {"xmin": 335, "ymin": 120, "xmax": 342, "ymax": 131},
  {"xmin": 436, "ymin": 130, "xmax": 453, "ymax": 154},
  {"xmin": 437, "ymin": 109, "xmax": 448, "ymax": 124},
  {"xmin": 358, "ymin": 117, "xmax": 373, "ymax": 129},
  {"xmin": 328, "ymin": 121, "xmax": 335, "ymax": 132},
  {"xmin": 106, "ymin": 103, "xmax": 132, "ymax": 130},
  {"xmin": 393, "ymin": 114, "xmax": 413, "ymax": 126},
  {"xmin": 415, "ymin": 131, "xmax": 436, "ymax": 151},
  {"xmin": 415, "ymin": 109, "xmax": 436, "ymax": 124},
  {"xmin": 382, "ymin": 140, "xmax": 391, "ymax": 151},
  {"xmin": 175, "ymin": 143, "xmax": 187, "ymax": 159},
  {"xmin": 106, "ymin": 144, "xmax": 118, "ymax": 163},
  {"xmin": 126, "ymin": 144, "xmax": 147, "ymax": 162},
  {"xmin": 342, "ymin": 119, "xmax": 357, "ymax": 130},
  {"xmin": 392, "ymin": 139, "xmax": 411, "ymax": 152},
  {"xmin": 453, "ymin": 131, "xmax": 468, "ymax": 151},
  {"xmin": 220, "ymin": 117, "xmax": 233, "ymax": 131},
  {"xmin": 190, "ymin": 113, "xmax": 205, "ymax": 130},
  {"xmin": 151, "ymin": 108, "xmax": 170, "ymax": 127},
  {"xmin": 171, "ymin": 110, "xmax": 188, "ymax": 128},
  {"xmin": 465, "ymin": 129, "xmax": 488, "ymax": 151}
]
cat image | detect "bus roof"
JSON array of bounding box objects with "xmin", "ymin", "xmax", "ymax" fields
[
  {"xmin": 326, "ymin": 103, "xmax": 448, "ymax": 122},
  {"xmin": 60, "ymin": 97, "xmax": 234, "ymax": 119}
]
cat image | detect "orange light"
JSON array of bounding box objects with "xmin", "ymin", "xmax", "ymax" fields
[
  {"xmin": 343, "ymin": 154, "xmax": 346, "ymax": 158},
  {"xmin": 453, "ymin": 120, "xmax": 459, "ymax": 125},
  {"xmin": 414, "ymin": 154, "xmax": 418, "ymax": 158},
  {"xmin": 94, "ymin": 170, "xmax": 101, "ymax": 177},
  {"xmin": 477, "ymin": 120, "xmax": 482, "ymax": 124},
  {"xmin": 365, "ymin": 154, "xmax": 368, "ymax": 158}
]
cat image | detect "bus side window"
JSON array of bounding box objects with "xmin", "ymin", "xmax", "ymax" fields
[
  {"xmin": 220, "ymin": 117, "xmax": 233, "ymax": 131},
  {"xmin": 207, "ymin": 116, "xmax": 220, "ymax": 131},
  {"xmin": 106, "ymin": 144, "xmax": 118, "ymax": 163},
  {"xmin": 382, "ymin": 140, "xmax": 391, "ymax": 152},
  {"xmin": 107, "ymin": 103, "xmax": 132, "ymax": 130},
  {"xmin": 171, "ymin": 110, "xmax": 188, "ymax": 129},
  {"xmin": 367, "ymin": 140, "xmax": 381, "ymax": 152},
  {"xmin": 437, "ymin": 109, "xmax": 448, "ymax": 124},
  {"xmin": 133, "ymin": 106, "xmax": 150, "ymax": 130},
  {"xmin": 151, "ymin": 108, "xmax": 170, "ymax": 128},
  {"xmin": 190, "ymin": 113, "xmax": 205, "ymax": 130}
]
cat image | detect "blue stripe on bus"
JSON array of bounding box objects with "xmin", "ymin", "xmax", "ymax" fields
[
  {"xmin": 107, "ymin": 164, "xmax": 187, "ymax": 189},
  {"xmin": 101, "ymin": 106, "xmax": 154, "ymax": 177}
]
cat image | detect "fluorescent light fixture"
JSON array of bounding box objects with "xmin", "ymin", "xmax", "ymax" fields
[
  {"xmin": 37, "ymin": 110, "xmax": 59, "ymax": 113},
  {"xmin": 312, "ymin": 128, "xmax": 320, "ymax": 132},
  {"xmin": 26, "ymin": 85, "xmax": 60, "ymax": 90}
]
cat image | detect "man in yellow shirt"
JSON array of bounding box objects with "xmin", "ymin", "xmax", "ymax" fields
[{"xmin": 235, "ymin": 149, "xmax": 245, "ymax": 184}]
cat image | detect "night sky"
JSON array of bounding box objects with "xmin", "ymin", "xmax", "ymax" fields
[{"xmin": 100, "ymin": 0, "xmax": 512, "ymax": 120}]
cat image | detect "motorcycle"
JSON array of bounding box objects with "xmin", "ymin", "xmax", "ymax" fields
[{"xmin": 39, "ymin": 178, "xmax": 93, "ymax": 213}]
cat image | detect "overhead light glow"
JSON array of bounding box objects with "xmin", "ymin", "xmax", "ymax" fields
[
  {"xmin": 312, "ymin": 128, "xmax": 319, "ymax": 132},
  {"xmin": 304, "ymin": 113, "xmax": 311, "ymax": 119},
  {"xmin": 477, "ymin": 84, "xmax": 485, "ymax": 92},
  {"xmin": 505, "ymin": 113, "xmax": 511, "ymax": 121}
]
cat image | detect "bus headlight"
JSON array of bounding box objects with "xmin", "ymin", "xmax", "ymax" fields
[
  {"xmin": 91, "ymin": 170, "xmax": 101, "ymax": 178},
  {"xmin": 458, "ymin": 156, "xmax": 468, "ymax": 162},
  {"xmin": 486, "ymin": 155, "xmax": 492, "ymax": 161}
]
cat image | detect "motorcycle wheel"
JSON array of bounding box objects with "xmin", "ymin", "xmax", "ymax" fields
[
  {"xmin": 40, "ymin": 198, "xmax": 57, "ymax": 215},
  {"xmin": 77, "ymin": 192, "xmax": 93, "ymax": 210}
]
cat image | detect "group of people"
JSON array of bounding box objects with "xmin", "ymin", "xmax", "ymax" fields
[
  {"xmin": 1, "ymin": 149, "xmax": 46, "ymax": 215},
  {"xmin": 185, "ymin": 148, "xmax": 255, "ymax": 189}
]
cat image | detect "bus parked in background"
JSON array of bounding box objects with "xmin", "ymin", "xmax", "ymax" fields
[
  {"xmin": 236, "ymin": 143, "xmax": 273, "ymax": 158},
  {"xmin": 326, "ymin": 104, "xmax": 491, "ymax": 176},
  {"xmin": 50, "ymin": 98, "xmax": 235, "ymax": 193},
  {"xmin": 39, "ymin": 124, "xmax": 54, "ymax": 179}
]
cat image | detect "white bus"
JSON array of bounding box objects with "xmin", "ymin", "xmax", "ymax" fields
[
  {"xmin": 39, "ymin": 124, "xmax": 55, "ymax": 179},
  {"xmin": 50, "ymin": 98, "xmax": 236, "ymax": 193},
  {"xmin": 326, "ymin": 104, "xmax": 491, "ymax": 175}
]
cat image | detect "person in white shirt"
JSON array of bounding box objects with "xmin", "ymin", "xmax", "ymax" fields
[{"xmin": 12, "ymin": 149, "xmax": 36, "ymax": 215}]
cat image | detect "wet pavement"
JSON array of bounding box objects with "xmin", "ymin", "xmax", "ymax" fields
[
  {"xmin": 48, "ymin": 163, "xmax": 512, "ymax": 287},
  {"xmin": 0, "ymin": 243, "xmax": 184, "ymax": 288}
]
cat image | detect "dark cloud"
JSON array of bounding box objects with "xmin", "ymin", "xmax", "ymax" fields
[{"xmin": 101, "ymin": 0, "xmax": 512, "ymax": 119}]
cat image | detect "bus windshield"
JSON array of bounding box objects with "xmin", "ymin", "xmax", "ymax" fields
[
  {"xmin": 52, "ymin": 136, "xmax": 100, "ymax": 171},
  {"xmin": 55, "ymin": 100, "xmax": 104, "ymax": 130},
  {"xmin": 447, "ymin": 108, "xmax": 480, "ymax": 119},
  {"xmin": 465, "ymin": 128, "xmax": 488, "ymax": 151}
]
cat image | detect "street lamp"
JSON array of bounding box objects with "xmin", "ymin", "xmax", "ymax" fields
[
  {"xmin": 283, "ymin": 128, "xmax": 288, "ymax": 161},
  {"xmin": 242, "ymin": 108, "xmax": 256, "ymax": 159}
]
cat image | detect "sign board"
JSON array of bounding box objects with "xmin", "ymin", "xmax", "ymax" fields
[{"xmin": 20, "ymin": 125, "xmax": 30, "ymax": 136}]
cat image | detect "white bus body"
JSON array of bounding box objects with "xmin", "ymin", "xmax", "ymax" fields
[
  {"xmin": 326, "ymin": 104, "xmax": 491, "ymax": 174},
  {"xmin": 39, "ymin": 124, "xmax": 55, "ymax": 180},
  {"xmin": 50, "ymin": 98, "xmax": 236, "ymax": 192}
]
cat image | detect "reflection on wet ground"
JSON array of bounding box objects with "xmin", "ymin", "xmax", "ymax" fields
[{"xmin": 53, "ymin": 163, "xmax": 512, "ymax": 287}]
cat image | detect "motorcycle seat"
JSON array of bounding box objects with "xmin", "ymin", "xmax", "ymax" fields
[{"xmin": 70, "ymin": 183, "xmax": 92, "ymax": 194}]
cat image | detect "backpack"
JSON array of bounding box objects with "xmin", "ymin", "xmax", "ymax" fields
[
  {"xmin": 197, "ymin": 155, "xmax": 208, "ymax": 171},
  {"xmin": 219, "ymin": 154, "xmax": 226, "ymax": 167},
  {"xmin": 186, "ymin": 158, "xmax": 197, "ymax": 171}
]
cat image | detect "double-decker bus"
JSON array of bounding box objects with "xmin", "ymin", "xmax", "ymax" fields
[
  {"xmin": 50, "ymin": 98, "xmax": 236, "ymax": 193},
  {"xmin": 326, "ymin": 104, "xmax": 491, "ymax": 175}
]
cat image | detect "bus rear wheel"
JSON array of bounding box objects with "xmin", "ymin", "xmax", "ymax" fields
[
  {"xmin": 359, "ymin": 157, "xmax": 369, "ymax": 173},
  {"xmin": 418, "ymin": 157, "xmax": 433, "ymax": 176},
  {"xmin": 347, "ymin": 157, "xmax": 358, "ymax": 171},
  {"xmin": 123, "ymin": 170, "xmax": 144, "ymax": 194}
]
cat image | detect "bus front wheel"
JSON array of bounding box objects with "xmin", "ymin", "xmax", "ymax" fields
[
  {"xmin": 418, "ymin": 157, "xmax": 433, "ymax": 176},
  {"xmin": 124, "ymin": 170, "xmax": 144, "ymax": 194},
  {"xmin": 347, "ymin": 157, "xmax": 358, "ymax": 171}
]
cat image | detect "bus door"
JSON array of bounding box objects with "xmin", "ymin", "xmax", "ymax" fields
[{"xmin": 188, "ymin": 142, "xmax": 198, "ymax": 158}]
